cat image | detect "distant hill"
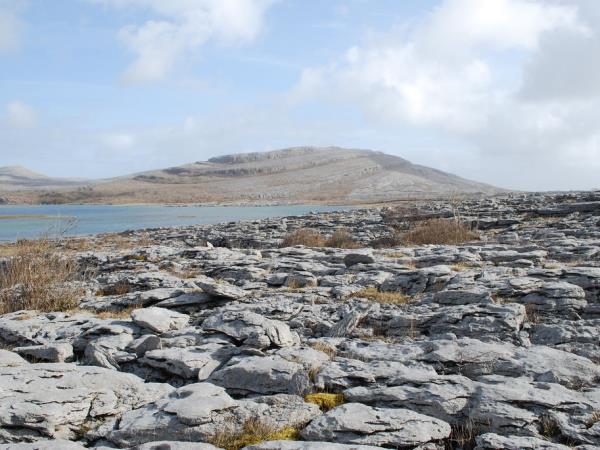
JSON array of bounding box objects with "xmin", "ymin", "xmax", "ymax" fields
[
  {"xmin": 1, "ymin": 147, "xmax": 504, "ymax": 204},
  {"xmin": 0, "ymin": 166, "xmax": 87, "ymax": 191}
]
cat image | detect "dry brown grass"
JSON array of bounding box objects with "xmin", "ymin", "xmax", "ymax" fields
[
  {"xmin": 525, "ymin": 303, "xmax": 542, "ymax": 324},
  {"xmin": 370, "ymin": 231, "xmax": 405, "ymax": 249},
  {"xmin": 383, "ymin": 251, "xmax": 408, "ymax": 258},
  {"xmin": 403, "ymin": 218, "xmax": 478, "ymax": 245},
  {"xmin": 94, "ymin": 305, "xmax": 139, "ymax": 320},
  {"xmin": 281, "ymin": 227, "xmax": 361, "ymax": 249},
  {"xmin": 539, "ymin": 414, "xmax": 560, "ymax": 438},
  {"xmin": 280, "ymin": 228, "xmax": 326, "ymax": 247},
  {"xmin": 209, "ymin": 418, "xmax": 299, "ymax": 450},
  {"xmin": 586, "ymin": 411, "xmax": 600, "ymax": 428},
  {"xmin": 350, "ymin": 287, "xmax": 411, "ymax": 305},
  {"xmin": 0, "ymin": 239, "xmax": 82, "ymax": 314},
  {"xmin": 451, "ymin": 263, "xmax": 477, "ymax": 271},
  {"xmin": 310, "ymin": 341, "xmax": 337, "ymax": 358},
  {"xmin": 449, "ymin": 419, "xmax": 479, "ymax": 450},
  {"xmin": 324, "ymin": 227, "xmax": 361, "ymax": 249},
  {"xmin": 304, "ymin": 393, "xmax": 344, "ymax": 412},
  {"xmin": 95, "ymin": 280, "xmax": 132, "ymax": 297}
]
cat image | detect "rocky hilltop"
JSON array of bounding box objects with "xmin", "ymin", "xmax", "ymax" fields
[
  {"xmin": 0, "ymin": 191, "xmax": 599, "ymax": 449},
  {"xmin": 1, "ymin": 147, "xmax": 502, "ymax": 204}
]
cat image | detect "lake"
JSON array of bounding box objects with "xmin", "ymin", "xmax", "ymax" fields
[{"xmin": 0, "ymin": 204, "xmax": 352, "ymax": 241}]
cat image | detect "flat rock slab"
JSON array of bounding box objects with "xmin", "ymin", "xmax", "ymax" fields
[
  {"xmin": 135, "ymin": 443, "xmax": 221, "ymax": 450},
  {"xmin": 131, "ymin": 307, "xmax": 189, "ymax": 334},
  {"xmin": 246, "ymin": 442, "xmax": 385, "ymax": 449},
  {"xmin": 0, "ymin": 363, "xmax": 173, "ymax": 442},
  {"xmin": 0, "ymin": 441, "xmax": 87, "ymax": 449},
  {"xmin": 300, "ymin": 403, "xmax": 451, "ymax": 447},
  {"xmin": 108, "ymin": 383, "xmax": 319, "ymax": 448},
  {"xmin": 13, "ymin": 343, "xmax": 73, "ymax": 363},
  {"xmin": 194, "ymin": 276, "xmax": 247, "ymax": 300},
  {"xmin": 474, "ymin": 432, "xmax": 573, "ymax": 450},
  {"xmin": 209, "ymin": 354, "xmax": 309, "ymax": 395},
  {"xmin": 141, "ymin": 344, "xmax": 235, "ymax": 380},
  {"xmin": 0, "ymin": 349, "xmax": 28, "ymax": 367}
]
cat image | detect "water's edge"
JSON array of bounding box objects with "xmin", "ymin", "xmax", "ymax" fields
[{"xmin": 0, "ymin": 204, "xmax": 353, "ymax": 241}]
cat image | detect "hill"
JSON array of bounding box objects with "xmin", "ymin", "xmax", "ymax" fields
[
  {"xmin": 0, "ymin": 166, "xmax": 87, "ymax": 192},
  {"xmin": 1, "ymin": 147, "xmax": 503, "ymax": 204}
]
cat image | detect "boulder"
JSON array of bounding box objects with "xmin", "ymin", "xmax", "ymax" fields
[
  {"xmin": 131, "ymin": 307, "xmax": 189, "ymax": 334},
  {"xmin": 300, "ymin": 403, "xmax": 451, "ymax": 447}
]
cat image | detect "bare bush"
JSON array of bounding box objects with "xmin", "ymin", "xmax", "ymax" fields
[
  {"xmin": 403, "ymin": 218, "xmax": 478, "ymax": 245},
  {"xmin": 0, "ymin": 238, "xmax": 82, "ymax": 314},
  {"xmin": 280, "ymin": 228, "xmax": 326, "ymax": 247},
  {"xmin": 324, "ymin": 227, "xmax": 361, "ymax": 249}
]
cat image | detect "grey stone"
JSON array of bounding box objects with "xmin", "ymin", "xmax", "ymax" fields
[
  {"xmin": 245, "ymin": 442, "xmax": 385, "ymax": 449},
  {"xmin": 108, "ymin": 383, "xmax": 319, "ymax": 447},
  {"xmin": 134, "ymin": 443, "xmax": 220, "ymax": 450},
  {"xmin": 300, "ymin": 403, "xmax": 451, "ymax": 447},
  {"xmin": 474, "ymin": 432, "xmax": 572, "ymax": 450},
  {"xmin": 194, "ymin": 276, "xmax": 247, "ymax": 300},
  {"xmin": 131, "ymin": 307, "xmax": 189, "ymax": 334},
  {"xmin": 0, "ymin": 441, "xmax": 87, "ymax": 449},
  {"xmin": 141, "ymin": 344, "xmax": 235, "ymax": 380},
  {"xmin": 0, "ymin": 349, "xmax": 28, "ymax": 367},
  {"xmin": 343, "ymin": 253, "xmax": 375, "ymax": 267},
  {"xmin": 13, "ymin": 343, "xmax": 73, "ymax": 363},
  {"xmin": 209, "ymin": 355, "xmax": 310, "ymax": 395},
  {"xmin": 201, "ymin": 310, "xmax": 299, "ymax": 348},
  {"xmin": 0, "ymin": 363, "xmax": 173, "ymax": 442}
]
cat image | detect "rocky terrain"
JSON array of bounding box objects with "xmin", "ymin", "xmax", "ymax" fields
[
  {"xmin": 1, "ymin": 191, "xmax": 600, "ymax": 449},
  {"xmin": 1, "ymin": 147, "xmax": 501, "ymax": 204}
]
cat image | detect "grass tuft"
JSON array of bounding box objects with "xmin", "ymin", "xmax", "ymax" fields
[
  {"xmin": 403, "ymin": 219, "xmax": 478, "ymax": 245},
  {"xmin": 350, "ymin": 287, "xmax": 411, "ymax": 305},
  {"xmin": 281, "ymin": 228, "xmax": 326, "ymax": 247},
  {"xmin": 304, "ymin": 393, "xmax": 344, "ymax": 412},
  {"xmin": 209, "ymin": 418, "xmax": 299, "ymax": 450},
  {"xmin": 310, "ymin": 341, "xmax": 337, "ymax": 359},
  {"xmin": 324, "ymin": 228, "xmax": 361, "ymax": 249},
  {"xmin": 0, "ymin": 238, "xmax": 82, "ymax": 314}
]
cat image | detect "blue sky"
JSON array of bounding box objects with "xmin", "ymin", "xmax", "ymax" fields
[{"xmin": 1, "ymin": 0, "xmax": 600, "ymax": 190}]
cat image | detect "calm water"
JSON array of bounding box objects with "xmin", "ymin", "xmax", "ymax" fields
[{"xmin": 0, "ymin": 204, "xmax": 351, "ymax": 241}]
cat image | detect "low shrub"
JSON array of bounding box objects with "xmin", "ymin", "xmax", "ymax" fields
[
  {"xmin": 369, "ymin": 231, "xmax": 404, "ymax": 248},
  {"xmin": 280, "ymin": 227, "xmax": 362, "ymax": 249},
  {"xmin": 403, "ymin": 218, "xmax": 478, "ymax": 245},
  {"xmin": 280, "ymin": 228, "xmax": 326, "ymax": 247},
  {"xmin": 324, "ymin": 228, "xmax": 361, "ymax": 249},
  {"xmin": 0, "ymin": 238, "xmax": 82, "ymax": 314}
]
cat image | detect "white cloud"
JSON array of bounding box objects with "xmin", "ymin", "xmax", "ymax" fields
[
  {"xmin": 0, "ymin": 0, "xmax": 24, "ymax": 52},
  {"xmin": 4, "ymin": 101, "xmax": 36, "ymax": 128},
  {"xmin": 101, "ymin": 132, "xmax": 136, "ymax": 151},
  {"xmin": 92, "ymin": 0, "xmax": 276, "ymax": 83},
  {"xmin": 291, "ymin": 0, "xmax": 600, "ymax": 189}
]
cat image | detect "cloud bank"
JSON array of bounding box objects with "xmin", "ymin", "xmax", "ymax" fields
[{"xmin": 291, "ymin": 0, "xmax": 600, "ymax": 188}]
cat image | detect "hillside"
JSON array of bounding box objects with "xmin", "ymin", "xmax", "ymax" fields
[
  {"xmin": 1, "ymin": 147, "xmax": 503, "ymax": 204},
  {"xmin": 0, "ymin": 166, "xmax": 87, "ymax": 192}
]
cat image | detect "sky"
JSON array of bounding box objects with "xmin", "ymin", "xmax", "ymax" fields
[{"xmin": 0, "ymin": 0, "xmax": 599, "ymax": 191}]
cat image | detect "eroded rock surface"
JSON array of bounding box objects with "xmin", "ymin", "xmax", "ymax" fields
[{"xmin": 1, "ymin": 191, "xmax": 600, "ymax": 448}]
